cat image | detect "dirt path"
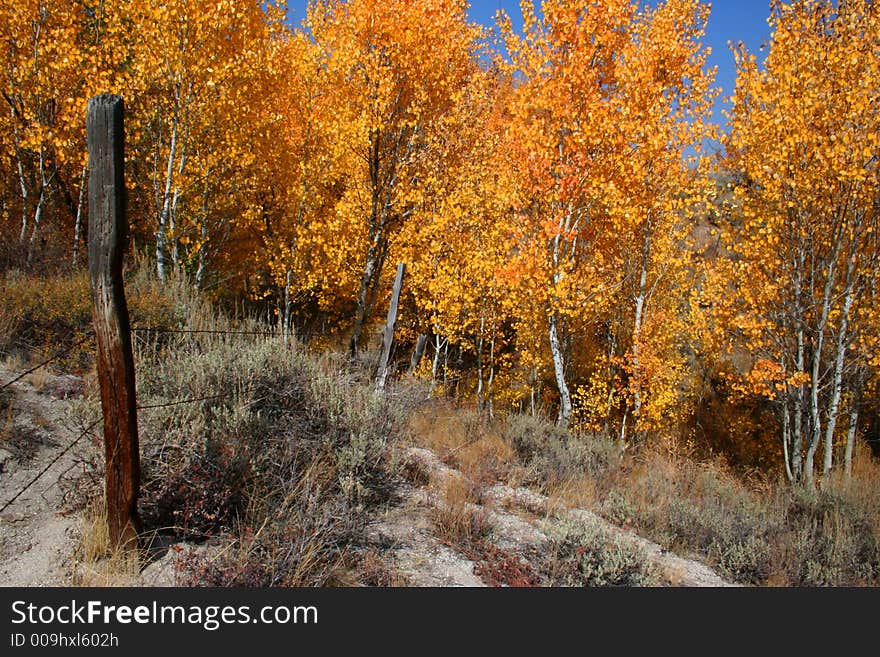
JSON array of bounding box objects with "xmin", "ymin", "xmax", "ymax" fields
[
  {"xmin": 0, "ymin": 368, "xmax": 733, "ymax": 588},
  {"xmin": 0, "ymin": 369, "xmax": 85, "ymax": 586},
  {"xmin": 364, "ymin": 447, "xmax": 735, "ymax": 587}
]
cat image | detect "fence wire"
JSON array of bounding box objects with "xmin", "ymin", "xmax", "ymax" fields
[{"xmin": 0, "ymin": 331, "xmax": 94, "ymax": 391}]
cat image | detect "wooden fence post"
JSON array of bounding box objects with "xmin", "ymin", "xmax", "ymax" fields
[
  {"xmin": 87, "ymin": 94, "xmax": 142, "ymax": 550},
  {"xmin": 376, "ymin": 263, "xmax": 406, "ymax": 393}
]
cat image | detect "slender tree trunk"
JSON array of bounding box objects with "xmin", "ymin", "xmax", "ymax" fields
[
  {"xmin": 793, "ymin": 328, "xmax": 805, "ymax": 481},
  {"xmin": 823, "ymin": 280, "xmax": 855, "ymax": 478},
  {"xmin": 443, "ymin": 340, "xmax": 450, "ymax": 390},
  {"xmin": 283, "ymin": 268, "xmax": 293, "ymax": 348},
  {"xmin": 529, "ymin": 366, "xmax": 538, "ymax": 417},
  {"xmin": 476, "ymin": 304, "xmax": 486, "ymax": 410},
  {"xmin": 630, "ymin": 216, "xmax": 651, "ymax": 432},
  {"xmin": 27, "ymin": 149, "xmax": 49, "ymax": 265},
  {"xmin": 195, "ymin": 193, "xmax": 209, "ymax": 288},
  {"xmin": 804, "ymin": 343, "xmax": 823, "ymax": 489},
  {"xmin": 168, "ymin": 137, "xmax": 187, "ymax": 273},
  {"xmin": 487, "ymin": 334, "xmax": 496, "ymax": 419},
  {"xmin": 604, "ymin": 325, "xmax": 617, "ymax": 438},
  {"xmin": 169, "ymin": 188, "xmax": 181, "ymax": 271},
  {"xmin": 350, "ymin": 239, "xmax": 383, "ymax": 356},
  {"xmin": 844, "ymin": 403, "xmax": 859, "ymax": 479},
  {"xmin": 157, "ymin": 108, "xmax": 179, "ymax": 282},
  {"xmin": 792, "ymin": 248, "xmax": 806, "ymax": 482},
  {"xmin": 430, "ymin": 330, "xmax": 446, "ymax": 394},
  {"xmin": 8, "ymin": 109, "xmax": 29, "ymax": 246},
  {"xmin": 169, "ymin": 82, "xmax": 192, "ymax": 274},
  {"xmin": 72, "ymin": 163, "xmax": 88, "ymax": 265},
  {"xmin": 782, "ymin": 402, "xmax": 794, "ymax": 483},
  {"xmin": 805, "ymin": 240, "xmax": 841, "ymax": 488},
  {"xmin": 549, "ymin": 311, "xmax": 572, "ymax": 426},
  {"xmin": 548, "ymin": 203, "xmax": 573, "ymax": 427}
]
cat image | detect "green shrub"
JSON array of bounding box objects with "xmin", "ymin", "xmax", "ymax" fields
[
  {"xmin": 504, "ymin": 413, "xmax": 619, "ymax": 486},
  {"xmin": 539, "ymin": 519, "xmax": 660, "ymax": 587},
  {"xmin": 781, "ymin": 489, "xmax": 880, "ymax": 586}
]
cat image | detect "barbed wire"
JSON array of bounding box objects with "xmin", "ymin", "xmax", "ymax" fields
[
  {"xmin": 137, "ymin": 392, "xmax": 236, "ymax": 411},
  {"xmin": 130, "ymin": 327, "xmax": 279, "ymax": 336},
  {"xmin": 0, "ymin": 332, "xmax": 93, "ymax": 391},
  {"xmin": 0, "ymin": 416, "xmax": 101, "ymax": 515}
]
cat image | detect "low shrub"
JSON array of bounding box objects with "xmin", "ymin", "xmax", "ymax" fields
[
  {"xmin": 538, "ymin": 519, "xmax": 660, "ymax": 587},
  {"xmin": 503, "ymin": 413, "xmax": 620, "ymax": 488}
]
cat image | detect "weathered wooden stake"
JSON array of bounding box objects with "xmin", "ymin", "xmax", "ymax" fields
[
  {"xmin": 87, "ymin": 94, "xmax": 142, "ymax": 550},
  {"xmin": 376, "ymin": 263, "xmax": 406, "ymax": 393}
]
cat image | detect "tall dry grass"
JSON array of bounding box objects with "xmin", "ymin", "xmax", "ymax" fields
[{"xmin": 68, "ymin": 269, "xmax": 427, "ymax": 586}]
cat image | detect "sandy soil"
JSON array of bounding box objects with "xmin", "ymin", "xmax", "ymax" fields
[{"xmin": 0, "ymin": 369, "xmax": 86, "ymax": 586}]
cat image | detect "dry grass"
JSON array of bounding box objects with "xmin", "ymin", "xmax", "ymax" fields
[
  {"xmin": 409, "ymin": 406, "xmax": 516, "ymax": 489},
  {"xmin": 575, "ymin": 445, "xmax": 880, "ymax": 586},
  {"xmin": 1, "ymin": 353, "xmax": 23, "ymax": 374},
  {"xmin": 547, "ymin": 474, "xmax": 600, "ymax": 511},
  {"xmin": 0, "ymin": 393, "xmax": 14, "ymax": 444},
  {"xmin": 69, "ymin": 272, "xmax": 426, "ymax": 586},
  {"xmin": 24, "ymin": 366, "xmax": 51, "ymax": 392},
  {"xmin": 71, "ymin": 500, "xmax": 141, "ymax": 586},
  {"xmin": 430, "ymin": 474, "xmax": 490, "ymax": 546},
  {"xmin": 346, "ymin": 550, "xmax": 409, "ymax": 587}
]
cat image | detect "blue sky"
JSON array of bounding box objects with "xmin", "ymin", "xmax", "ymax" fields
[{"xmin": 285, "ymin": 1, "xmax": 773, "ymax": 132}]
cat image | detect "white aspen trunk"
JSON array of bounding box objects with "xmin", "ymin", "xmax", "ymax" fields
[
  {"xmin": 844, "ymin": 404, "xmax": 859, "ymax": 478},
  {"xmin": 793, "ymin": 326, "xmax": 805, "ymax": 481},
  {"xmin": 529, "ymin": 367, "xmax": 537, "ymax": 417},
  {"xmin": 168, "ymin": 84, "xmax": 191, "ymax": 272},
  {"xmin": 805, "ymin": 239, "xmax": 841, "ymax": 488},
  {"xmin": 549, "ymin": 311, "xmax": 572, "ymax": 426},
  {"xmin": 168, "ymin": 138, "xmax": 187, "ymax": 272},
  {"xmin": 283, "ymin": 268, "xmax": 292, "ymax": 348},
  {"xmin": 195, "ymin": 223, "xmax": 207, "ymax": 288},
  {"xmin": 604, "ymin": 326, "xmax": 617, "ymax": 438},
  {"xmin": 72, "ymin": 163, "xmax": 88, "ymax": 265},
  {"xmin": 13, "ymin": 130, "xmax": 28, "ymax": 244},
  {"xmin": 195, "ymin": 189, "xmax": 209, "ymax": 288},
  {"xmin": 548, "ymin": 203, "xmax": 574, "ymax": 427},
  {"xmin": 487, "ymin": 334, "xmax": 496, "ymax": 419},
  {"xmin": 27, "ymin": 187, "xmax": 45, "ymax": 264},
  {"xmin": 169, "ymin": 188, "xmax": 180, "ymax": 271},
  {"xmin": 476, "ymin": 304, "xmax": 486, "ymax": 409},
  {"xmin": 782, "ymin": 403, "xmax": 794, "ymax": 483},
  {"xmin": 430, "ymin": 330, "xmax": 445, "ymax": 393},
  {"xmin": 630, "ymin": 216, "xmax": 651, "ymax": 429},
  {"xmin": 157, "ymin": 108, "xmax": 179, "ymax": 282},
  {"xmin": 27, "ymin": 149, "xmax": 48, "ymax": 264},
  {"xmin": 792, "ymin": 248, "xmax": 806, "ymax": 481},
  {"xmin": 822, "ymin": 273, "xmax": 856, "ymax": 477},
  {"xmin": 804, "ymin": 335, "xmax": 824, "ymax": 489}
]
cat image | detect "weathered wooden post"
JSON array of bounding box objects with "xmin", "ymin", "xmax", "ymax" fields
[
  {"xmin": 376, "ymin": 263, "xmax": 406, "ymax": 393},
  {"xmin": 87, "ymin": 94, "xmax": 142, "ymax": 550}
]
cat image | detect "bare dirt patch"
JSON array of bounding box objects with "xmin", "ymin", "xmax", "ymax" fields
[{"xmin": 0, "ymin": 368, "xmax": 87, "ymax": 586}]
